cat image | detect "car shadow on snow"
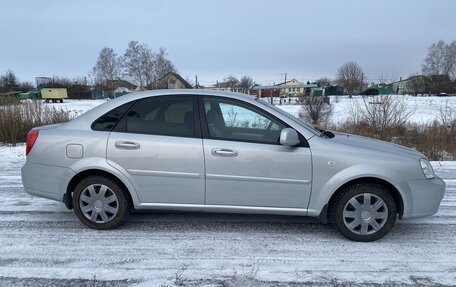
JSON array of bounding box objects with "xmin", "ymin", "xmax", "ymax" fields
[{"xmin": 121, "ymin": 211, "xmax": 343, "ymax": 240}]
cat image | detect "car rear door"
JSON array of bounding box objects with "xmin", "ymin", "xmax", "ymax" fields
[
  {"xmin": 106, "ymin": 95, "xmax": 205, "ymax": 204},
  {"xmin": 200, "ymin": 96, "xmax": 312, "ymax": 209}
]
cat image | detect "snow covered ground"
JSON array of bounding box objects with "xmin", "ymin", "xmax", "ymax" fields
[
  {"xmin": 0, "ymin": 143, "xmax": 455, "ymax": 286},
  {"xmin": 44, "ymin": 99, "xmax": 107, "ymax": 118},
  {"xmin": 273, "ymin": 95, "xmax": 456, "ymax": 126}
]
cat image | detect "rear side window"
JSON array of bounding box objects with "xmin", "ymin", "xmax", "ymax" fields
[
  {"xmin": 125, "ymin": 96, "xmax": 195, "ymax": 137},
  {"xmin": 91, "ymin": 102, "xmax": 134, "ymax": 131}
]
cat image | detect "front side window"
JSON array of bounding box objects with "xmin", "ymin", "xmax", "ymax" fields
[
  {"xmin": 125, "ymin": 96, "xmax": 195, "ymax": 137},
  {"xmin": 255, "ymin": 98, "xmax": 321, "ymax": 136},
  {"xmin": 203, "ymin": 97, "xmax": 285, "ymax": 144}
]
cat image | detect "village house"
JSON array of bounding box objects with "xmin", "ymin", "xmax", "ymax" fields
[
  {"xmin": 392, "ymin": 74, "xmax": 456, "ymax": 95},
  {"xmin": 251, "ymin": 79, "xmax": 321, "ymax": 98},
  {"xmin": 145, "ymin": 72, "xmax": 193, "ymax": 90}
]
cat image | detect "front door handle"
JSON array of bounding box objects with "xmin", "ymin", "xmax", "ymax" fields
[
  {"xmin": 115, "ymin": 141, "xmax": 141, "ymax": 150},
  {"xmin": 212, "ymin": 148, "xmax": 238, "ymax": 157}
]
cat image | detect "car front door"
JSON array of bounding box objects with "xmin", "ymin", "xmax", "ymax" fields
[
  {"xmin": 201, "ymin": 96, "xmax": 312, "ymax": 209},
  {"xmin": 106, "ymin": 95, "xmax": 205, "ymax": 204}
]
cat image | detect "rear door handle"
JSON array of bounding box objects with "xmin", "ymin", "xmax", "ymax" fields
[
  {"xmin": 115, "ymin": 141, "xmax": 141, "ymax": 150},
  {"xmin": 211, "ymin": 148, "xmax": 238, "ymax": 157}
]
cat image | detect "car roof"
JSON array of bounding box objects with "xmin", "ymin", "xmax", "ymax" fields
[{"xmin": 117, "ymin": 89, "xmax": 256, "ymax": 102}]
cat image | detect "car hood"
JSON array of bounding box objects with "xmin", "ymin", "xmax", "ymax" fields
[{"xmin": 330, "ymin": 132, "xmax": 425, "ymax": 159}]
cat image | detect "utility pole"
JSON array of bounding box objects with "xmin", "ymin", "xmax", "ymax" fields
[
  {"xmin": 360, "ymin": 73, "xmax": 364, "ymax": 95},
  {"xmin": 280, "ymin": 73, "xmax": 287, "ymax": 105},
  {"xmin": 195, "ymin": 75, "xmax": 198, "ymax": 89},
  {"xmin": 271, "ymin": 73, "xmax": 287, "ymax": 104}
]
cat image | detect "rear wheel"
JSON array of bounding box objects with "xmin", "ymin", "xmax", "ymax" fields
[
  {"xmin": 72, "ymin": 176, "xmax": 130, "ymax": 229},
  {"xmin": 331, "ymin": 183, "xmax": 397, "ymax": 242}
]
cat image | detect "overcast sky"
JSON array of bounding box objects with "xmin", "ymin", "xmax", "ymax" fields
[{"xmin": 1, "ymin": 0, "xmax": 455, "ymax": 86}]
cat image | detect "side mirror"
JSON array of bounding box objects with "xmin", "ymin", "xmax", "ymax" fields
[{"xmin": 279, "ymin": 128, "xmax": 300, "ymax": 146}]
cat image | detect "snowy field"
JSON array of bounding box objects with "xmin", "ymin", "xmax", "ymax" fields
[
  {"xmin": 0, "ymin": 96, "xmax": 455, "ymax": 286},
  {"xmin": 272, "ymin": 95, "xmax": 456, "ymax": 126},
  {"xmin": 44, "ymin": 99, "xmax": 107, "ymax": 118},
  {"xmin": 0, "ymin": 151, "xmax": 456, "ymax": 285}
]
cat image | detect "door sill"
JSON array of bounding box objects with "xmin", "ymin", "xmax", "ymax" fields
[{"xmin": 136, "ymin": 202, "xmax": 308, "ymax": 216}]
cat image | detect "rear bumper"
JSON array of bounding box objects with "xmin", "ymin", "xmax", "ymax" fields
[
  {"xmin": 402, "ymin": 176, "xmax": 445, "ymax": 219},
  {"xmin": 21, "ymin": 162, "xmax": 75, "ymax": 202}
]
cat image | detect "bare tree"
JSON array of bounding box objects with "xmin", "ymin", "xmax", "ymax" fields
[
  {"xmin": 92, "ymin": 47, "xmax": 120, "ymax": 90},
  {"xmin": 300, "ymin": 96, "xmax": 333, "ymax": 126},
  {"xmin": 18, "ymin": 81, "xmax": 35, "ymax": 92},
  {"xmin": 239, "ymin": 76, "xmax": 253, "ymax": 94},
  {"xmin": 222, "ymin": 75, "xmax": 239, "ymax": 91},
  {"xmin": 315, "ymin": 77, "xmax": 331, "ymax": 88},
  {"xmin": 378, "ymin": 71, "xmax": 399, "ymax": 85},
  {"xmin": 348, "ymin": 95, "xmax": 414, "ymax": 140},
  {"xmin": 121, "ymin": 41, "xmax": 143, "ymax": 86},
  {"xmin": 439, "ymin": 100, "xmax": 456, "ymax": 132},
  {"xmin": 141, "ymin": 46, "xmax": 155, "ymax": 86},
  {"xmin": 86, "ymin": 69, "xmax": 97, "ymax": 87},
  {"xmin": 121, "ymin": 41, "xmax": 155, "ymax": 87},
  {"xmin": 336, "ymin": 61, "xmax": 364, "ymax": 98},
  {"xmin": 0, "ymin": 70, "xmax": 20, "ymax": 92},
  {"xmin": 153, "ymin": 47, "xmax": 176, "ymax": 80},
  {"xmin": 422, "ymin": 40, "xmax": 456, "ymax": 78},
  {"xmin": 121, "ymin": 42, "xmax": 177, "ymax": 87},
  {"xmin": 448, "ymin": 41, "xmax": 456, "ymax": 79}
]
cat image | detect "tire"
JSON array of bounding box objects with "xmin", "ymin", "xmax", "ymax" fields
[
  {"xmin": 330, "ymin": 183, "xmax": 397, "ymax": 242},
  {"xmin": 72, "ymin": 176, "xmax": 130, "ymax": 229}
]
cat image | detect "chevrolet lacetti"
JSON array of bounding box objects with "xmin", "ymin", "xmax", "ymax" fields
[{"xmin": 21, "ymin": 90, "xmax": 445, "ymax": 241}]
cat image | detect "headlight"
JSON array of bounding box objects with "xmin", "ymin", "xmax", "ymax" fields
[{"xmin": 420, "ymin": 159, "xmax": 435, "ymax": 179}]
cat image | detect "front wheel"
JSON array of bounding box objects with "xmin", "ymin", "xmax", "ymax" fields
[
  {"xmin": 331, "ymin": 183, "xmax": 397, "ymax": 242},
  {"xmin": 72, "ymin": 176, "xmax": 130, "ymax": 229}
]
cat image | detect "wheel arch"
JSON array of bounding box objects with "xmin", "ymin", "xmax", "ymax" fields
[
  {"xmin": 64, "ymin": 169, "xmax": 134, "ymax": 210},
  {"xmin": 323, "ymin": 177, "xmax": 404, "ymax": 223}
]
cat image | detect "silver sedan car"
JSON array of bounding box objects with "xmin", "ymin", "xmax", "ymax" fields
[{"xmin": 21, "ymin": 90, "xmax": 445, "ymax": 241}]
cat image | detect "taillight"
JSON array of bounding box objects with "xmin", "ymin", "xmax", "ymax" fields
[{"xmin": 26, "ymin": 129, "xmax": 39, "ymax": 156}]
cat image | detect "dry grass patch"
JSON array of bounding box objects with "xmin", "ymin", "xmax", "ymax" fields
[
  {"xmin": 0, "ymin": 98, "xmax": 72, "ymax": 145},
  {"xmin": 332, "ymin": 122, "xmax": 455, "ymax": 161}
]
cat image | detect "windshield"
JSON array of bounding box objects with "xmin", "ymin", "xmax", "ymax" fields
[{"xmin": 255, "ymin": 98, "xmax": 321, "ymax": 136}]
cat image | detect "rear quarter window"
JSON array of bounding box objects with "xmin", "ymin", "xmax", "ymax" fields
[{"xmin": 91, "ymin": 101, "xmax": 135, "ymax": 131}]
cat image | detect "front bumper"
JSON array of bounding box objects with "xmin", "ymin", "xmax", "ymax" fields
[{"xmin": 402, "ymin": 176, "xmax": 446, "ymax": 219}]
